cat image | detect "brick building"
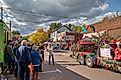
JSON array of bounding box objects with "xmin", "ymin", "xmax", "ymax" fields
[{"xmin": 91, "ymin": 16, "xmax": 121, "ymax": 38}]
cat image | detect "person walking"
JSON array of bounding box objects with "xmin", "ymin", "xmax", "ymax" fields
[
  {"xmin": 18, "ymin": 40, "xmax": 31, "ymax": 80},
  {"xmin": 48, "ymin": 43, "xmax": 54, "ymax": 65},
  {"xmin": 31, "ymin": 45, "xmax": 42, "ymax": 80}
]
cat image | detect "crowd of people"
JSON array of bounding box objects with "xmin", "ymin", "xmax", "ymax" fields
[
  {"xmin": 1, "ymin": 39, "xmax": 48, "ymax": 80},
  {"xmin": 0, "ymin": 39, "xmax": 84, "ymax": 80}
]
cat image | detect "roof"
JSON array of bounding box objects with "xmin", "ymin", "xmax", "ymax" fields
[
  {"xmin": 79, "ymin": 37, "xmax": 95, "ymax": 44},
  {"xmin": 50, "ymin": 26, "xmax": 72, "ymax": 33},
  {"xmin": 79, "ymin": 42, "xmax": 95, "ymax": 45}
]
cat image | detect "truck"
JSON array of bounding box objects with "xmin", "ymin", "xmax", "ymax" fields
[{"xmin": 76, "ymin": 37, "xmax": 121, "ymax": 73}]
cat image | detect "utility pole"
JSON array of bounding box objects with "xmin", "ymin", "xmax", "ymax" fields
[
  {"xmin": 1, "ymin": 7, "xmax": 3, "ymax": 20},
  {"xmin": 10, "ymin": 21, "xmax": 12, "ymax": 31},
  {"xmin": 10, "ymin": 21, "xmax": 12, "ymax": 39}
]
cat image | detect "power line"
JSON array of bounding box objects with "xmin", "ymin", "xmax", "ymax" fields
[
  {"xmin": 3, "ymin": 0, "xmax": 70, "ymax": 18},
  {"xmin": 7, "ymin": 8, "xmax": 45, "ymax": 18},
  {"xmin": 1, "ymin": 0, "xmax": 82, "ymax": 24},
  {"xmin": 5, "ymin": 7, "xmax": 69, "ymax": 19},
  {"xmin": 1, "ymin": 1, "xmax": 80, "ymax": 24}
]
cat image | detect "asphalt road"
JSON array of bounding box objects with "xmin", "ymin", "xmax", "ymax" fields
[
  {"xmin": 3, "ymin": 51, "xmax": 121, "ymax": 80},
  {"xmin": 43, "ymin": 52, "xmax": 121, "ymax": 80},
  {"xmin": 40, "ymin": 63, "xmax": 89, "ymax": 80}
]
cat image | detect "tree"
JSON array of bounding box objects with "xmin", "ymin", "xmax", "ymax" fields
[
  {"xmin": 28, "ymin": 28, "xmax": 48, "ymax": 44},
  {"xmin": 12, "ymin": 31, "xmax": 20, "ymax": 35},
  {"xmin": 21, "ymin": 36, "xmax": 28, "ymax": 40},
  {"xmin": 47, "ymin": 23, "xmax": 62, "ymax": 33},
  {"xmin": 64, "ymin": 23, "xmax": 75, "ymax": 30},
  {"xmin": 12, "ymin": 31, "xmax": 21, "ymax": 40},
  {"xmin": 72, "ymin": 26, "xmax": 83, "ymax": 33},
  {"xmin": 91, "ymin": 32, "xmax": 112, "ymax": 56}
]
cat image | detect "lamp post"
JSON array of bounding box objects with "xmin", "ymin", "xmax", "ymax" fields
[{"xmin": 1, "ymin": 7, "xmax": 3, "ymax": 20}]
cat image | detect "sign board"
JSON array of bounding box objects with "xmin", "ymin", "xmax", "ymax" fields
[
  {"xmin": 65, "ymin": 35, "xmax": 75, "ymax": 40},
  {"xmin": 100, "ymin": 48, "xmax": 111, "ymax": 58}
]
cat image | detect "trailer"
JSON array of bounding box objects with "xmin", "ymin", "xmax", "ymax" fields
[
  {"xmin": 0, "ymin": 20, "xmax": 11, "ymax": 63},
  {"xmin": 77, "ymin": 37, "xmax": 121, "ymax": 73}
]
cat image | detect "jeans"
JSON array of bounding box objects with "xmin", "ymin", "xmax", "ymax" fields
[
  {"xmin": 18, "ymin": 62, "xmax": 30, "ymax": 80},
  {"xmin": 49, "ymin": 54, "xmax": 54, "ymax": 65}
]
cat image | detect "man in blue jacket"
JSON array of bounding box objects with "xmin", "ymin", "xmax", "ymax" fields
[{"xmin": 18, "ymin": 40, "xmax": 31, "ymax": 80}]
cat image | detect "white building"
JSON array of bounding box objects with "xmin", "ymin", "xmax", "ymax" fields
[{"xmin": 50, "ymin": 26, "xmax": 72, "ymax": 41}]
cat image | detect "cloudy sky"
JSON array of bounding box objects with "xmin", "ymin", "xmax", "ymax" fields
[{"xmin": 0, "ymin": 0, "xmax": 121, "ymax": 35}]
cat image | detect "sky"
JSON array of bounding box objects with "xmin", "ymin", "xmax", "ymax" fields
[
  {"xmin": 107, "ymin": 0, "xmax": 121, "ymax": 12},
  {"xmin": 0, "ymin": 0, "xmax": 121, "ymax": 35}
]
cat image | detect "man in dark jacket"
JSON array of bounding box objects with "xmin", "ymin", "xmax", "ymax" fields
[
  {"xmin": 18, "ymin": 40, "xmax": 31, "ymax": 80},
  {"xmin": 13, "ymin": 42, "xmax": 20, "ymax": 77},
  {"xmin": 4, "ymin": 40, "xmax": 15, "ymax": 74}
]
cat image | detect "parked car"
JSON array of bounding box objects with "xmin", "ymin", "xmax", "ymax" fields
[
  {"xmin": 52, "ymin": 43, "xmax": 61, "ymax": 52},
  {"xmin": 53, "ymin": 46, "xmax": 61, "ymax": 52}
]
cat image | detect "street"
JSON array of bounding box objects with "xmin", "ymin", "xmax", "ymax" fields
[
  {"xmin": 41, "ymin": 51, "xmax": 121, "ymax": 80},
  {"xmin": 5, "ymin": 51, "xmax": 121, "ymax": 80},
  {"xmin": 40, "ymin": 63, "xmax": 89, "ymax": 80}
]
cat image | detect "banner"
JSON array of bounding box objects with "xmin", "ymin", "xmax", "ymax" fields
[{"xmin": 100, "ymin": 48, "xmax": 111, "ymax": 58}]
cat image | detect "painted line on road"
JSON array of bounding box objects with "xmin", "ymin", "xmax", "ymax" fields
[{"xmin": 41, "ymin": 68, "xmax": 62, "ymax": 74}]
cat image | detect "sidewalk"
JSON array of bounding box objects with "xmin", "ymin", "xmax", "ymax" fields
[{"xmin": 0, "ymin": 74, "xmax": 17, "ymax": 80}]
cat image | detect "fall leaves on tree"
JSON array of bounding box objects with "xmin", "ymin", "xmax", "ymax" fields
[{"xmin": 28, "ymin": 28, "xmax": 48, "ymax": 44}]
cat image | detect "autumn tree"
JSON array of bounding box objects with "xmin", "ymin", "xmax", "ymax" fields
[{"xmin": 28, "ymin": 28, "xmax": 48, "ymax": 45}]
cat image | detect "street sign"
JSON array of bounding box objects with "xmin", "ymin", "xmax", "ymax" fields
[{"xmin": 65, "ymin": 35, "xmax": 75, "ymax": 41}]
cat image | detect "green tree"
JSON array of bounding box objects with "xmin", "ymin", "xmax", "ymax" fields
[
  {"xmin": 12, "ymin": 31, "xmax": 20, "ymax": 35},
  {"xmin": 47, "ymin": 23, "xmax": 62, "ymax": 33},
  {"xmin": 91, "ymin": 32, "xmax": 112, "ymax": 56},
  {"xmin": 72, "ymin": 26, "xmax": 83, "ymax": 33},
  {"xmin": 21, "ymin": 36, "xmax": 28, "ymax": 40}
]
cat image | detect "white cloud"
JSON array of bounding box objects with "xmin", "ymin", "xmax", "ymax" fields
[
  {"xmin": 100, "ymin": 3, "xmax": 109, "ymax": 10},
  {"xmin": 1, "ymin": 0, "xmax": 110, "ymax": 35},
  {"xmin": 33, "ymin": 0, "xmax": 37, "ymax": 1},
  {"xmin": 11, "ymin": 27, "xmax": 20, "ymax": 31}
]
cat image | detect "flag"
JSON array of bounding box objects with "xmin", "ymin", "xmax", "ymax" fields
[
  {"xmin": 86, "ymin": 26, "xmax": 89, "ymax": 30},
  {"xmin": 81, "ymin": 26, "xmax": 88, "ymax": 33},
  {"xmin": 90, "ymin": 25, "xmax": 95, "ymax": 33}
]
